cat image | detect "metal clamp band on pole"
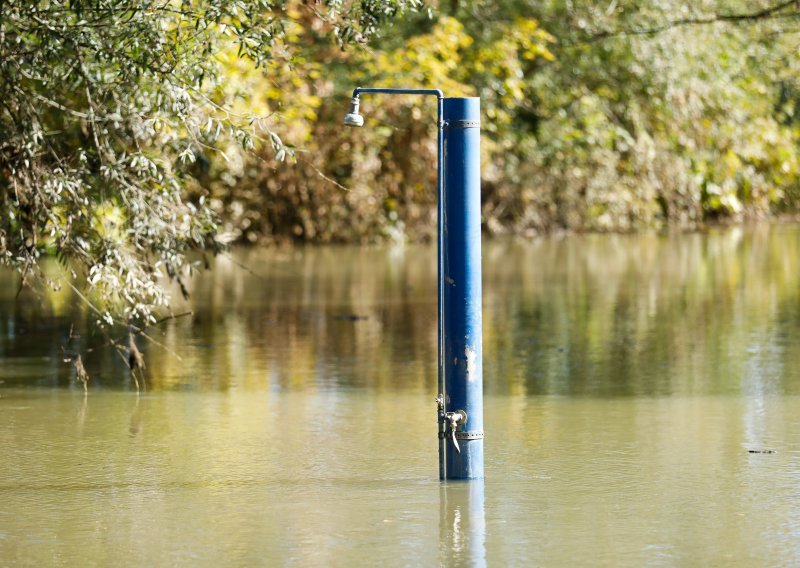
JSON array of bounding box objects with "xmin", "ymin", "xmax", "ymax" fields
[
  {"xmin": 444, "ymin": 120, "xmax": 481, "ymax": 130},
  {"xmin": 438, "ymin": 431, "xmax": 485, "ymax": 440}
]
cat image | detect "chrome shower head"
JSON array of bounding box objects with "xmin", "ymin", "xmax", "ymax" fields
[{"xmin": 343, "ymin": 97, "xmax": 364, "ymax": 127}]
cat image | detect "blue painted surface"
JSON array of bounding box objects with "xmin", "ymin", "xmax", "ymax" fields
[
  {"xmin": 437, "ymin": 96, "xmax": 445, "ymax": 481},
  {"xmin": 442, "ymin": 97, "xmax": 484, "ymax": 479}
]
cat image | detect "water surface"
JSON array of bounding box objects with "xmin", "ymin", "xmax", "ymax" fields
[{"xmin": 2, "ymin": 225, "xmax": 800, "ymax": 565}]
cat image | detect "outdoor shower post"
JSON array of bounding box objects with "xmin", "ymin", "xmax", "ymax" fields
[
  {"xmin": 343, "ymin": 89, "xmax": 484, "ymax": 480},
  {"xmin": 442, "ymin": 97, "xmax": 484, "ymax": 479}
]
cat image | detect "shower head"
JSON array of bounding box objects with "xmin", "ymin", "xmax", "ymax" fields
[{"xmin": 343, "ymin": 97, "xmax": 364, "ymax": 127}]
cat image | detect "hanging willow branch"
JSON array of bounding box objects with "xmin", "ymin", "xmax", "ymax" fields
[{"xmin": 0, "ymin": 0, "xmax": 421, "ymax": 327}]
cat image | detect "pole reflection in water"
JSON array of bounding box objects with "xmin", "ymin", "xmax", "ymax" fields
[{"xmin": 439, "ymin": 480, "xmax": 486, "ymax": 567}]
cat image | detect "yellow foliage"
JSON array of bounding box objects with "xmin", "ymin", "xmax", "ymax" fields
[
  {"xmin": 365, "ymin": 17, "xmax": 475, "ymax": 96},
  {"xmin": 358, "ymin": 16, "xmax": 555, "ymax": 129},
  {"xmin": 91, "ymin": 201, "xmax": 126, "ymax": 244},
  {"xmin": 213, "ymin": 12, "xmax": 323, "ymax": 145}
]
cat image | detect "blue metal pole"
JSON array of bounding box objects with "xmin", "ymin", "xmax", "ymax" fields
[
  {"xmin": 442, "ymin": 97, "xmax": 483, "ymax": 480},
  {"xmin": 437, "ymin": 96, "xmax": 446, "ymax": 481}
]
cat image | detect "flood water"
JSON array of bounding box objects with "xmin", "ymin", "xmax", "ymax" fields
[{"xmin": 3, "ymin": 225, "xmax": 800, "ymax": 566}]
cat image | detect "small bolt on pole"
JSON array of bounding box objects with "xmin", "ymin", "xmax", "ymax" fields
[{"xmin": 343, "ymin": 88, "xmax": 484, "ymax": 480}]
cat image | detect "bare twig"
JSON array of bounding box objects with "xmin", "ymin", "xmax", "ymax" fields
[
  {"xmin": 151, "ymin": 311, "xmax": 193, "ymax": 326},
  {"xmin": 220, "ymin": 252, "xmax": 268, "ymax": 280},
  {"xmin": 128, "ymin": 323, "xmax": 183, "ymax": 361},
  {"xmin": 299, "ymin": 154, "xmax": 352, "ymax": 192},
  {"xmin": 65, "ymin": 280, "xmax": 113, "ymax": 321},
  {"xmin": 581, "ymin": 0, "xmax": 799, "ymax": 42},
  {"xmin": 73, "ymin": 354, "xmax": 89, "ymax": 393}
]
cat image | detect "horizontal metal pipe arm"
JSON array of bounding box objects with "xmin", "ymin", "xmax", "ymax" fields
[{"xmin": 352, "ymin": 87, "xmax": 444, "ymax": 100}]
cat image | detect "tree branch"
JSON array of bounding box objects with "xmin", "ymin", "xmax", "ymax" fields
[{"xmin": 585, "ymin": 0, "xmax": 800, "ymax": 41}]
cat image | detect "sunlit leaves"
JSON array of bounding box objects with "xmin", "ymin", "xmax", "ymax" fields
[{"xmin": 0, "ymin": 0, "xmax": 418, "ymax": 325}]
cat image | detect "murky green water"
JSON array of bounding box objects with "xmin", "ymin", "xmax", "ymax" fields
[{"xmin": 3, "ymin": 225, "xmax": 800, "ymax": 566}]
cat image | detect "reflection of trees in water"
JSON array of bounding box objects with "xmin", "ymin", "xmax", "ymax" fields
[
  {"xmin": 2, "ymin": 226, "xmax": 800, "ymax": 395},
  {"xmin": 166, "ymin": 246, "xmax": 440, "ymax": 392},
  {"xmin": 483, "ymin": 225, "xmax": 800, "ymax": 396},
  {"xmin": 0, "ymin": 262, "xmax": 120, "ymax": 388}
]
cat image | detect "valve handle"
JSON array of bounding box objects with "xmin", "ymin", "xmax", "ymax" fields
[{"xmin": 445, "ymin": 410, "xmax": 467, "ymax": 454}]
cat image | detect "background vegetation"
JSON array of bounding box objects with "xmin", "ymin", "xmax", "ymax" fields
[
  {"xmin": 213, "ymin": 0, "xmax": 800, "ymax": 245},
  {"xmin": 3, "ymin": 0, "xmax": 800, "ymax": 324},
  {"xmin": 0, "ymin": 0, "xmax": 421, "ymax": 325}
]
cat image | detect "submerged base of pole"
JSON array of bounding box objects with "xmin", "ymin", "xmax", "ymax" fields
[
  {"xmin": 440, "ymin": 430, "xmax": 485, "ymax": 480},
  {"xmin": 439, "ymin": 96, "xmax": 484, "ymax": 480}
]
